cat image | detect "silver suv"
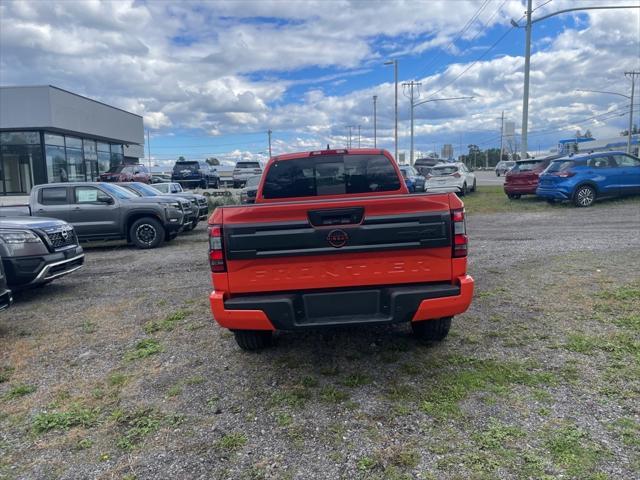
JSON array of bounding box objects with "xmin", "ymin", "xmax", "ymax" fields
[{"xmin": 232, "ymin": 161, "xmax": 262, "ymax": 188}]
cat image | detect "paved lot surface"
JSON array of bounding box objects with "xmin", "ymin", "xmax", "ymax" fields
[
  {"xmin": 1, "ymin": 198, "xmax": 639, "ymax": 479},
  {"xmin": 474, "ymin": 170, "xmax": 505, "ymax": 187}
]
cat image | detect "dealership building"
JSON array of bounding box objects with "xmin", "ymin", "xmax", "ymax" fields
[{"xmin": 0, "ymin": 85, "xmax": 144, "ymax": 196}]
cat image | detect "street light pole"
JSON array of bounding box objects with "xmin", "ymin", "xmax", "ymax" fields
[
  {"xmin": 373, "ymin": 95, "xmax": 378, "ymax": 148},
  {"xmin": 267, "ymin": 129, "xmax": 272, "ymax": 158},
  {"xmin": 512, "ymin": 4, "xmax": 640, "ymax": 161},
  {"xmin": 384, "ymin": 60, "xmax": 399, "ymax": 161},
  {"xmin": 625, "ymin": 71, "xmax": 638, "ymax": 155}
]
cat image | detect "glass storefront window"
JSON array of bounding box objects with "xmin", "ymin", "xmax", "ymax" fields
[
  {"xmin": 97, "ymin": 142, "xmax": 110, "ymax": 152},
  {"xmin": 0, "ymin": 131, "xmax": 40, "ymax": 145},
  {"xmin": 98, "ymin": 151, "xmax": 111, "ymax": 175},
  {"xmin": 66, "ymin": 136, "xmax": 82, "ymax": 149},
  {"xmin": 83, "ymin": 139, "xmax": 98, "ymax": 181},
  {"xmin": 0, "ymin": 144, "xmax": 40, "ymax": 194},
  {"xmin": 110, "ymin": 144, "xmax": 123, "ymax": 155},
  {"xmin": 66, "ymin": 148, "xmax": 85, "ymax": 181},
  {"xmin": 46, "ymin": 145, "xmax": 67, "ymax": 183},
  {"xmin": 44, "ymin": 133, "xmax": 65, "ymax": 146}
]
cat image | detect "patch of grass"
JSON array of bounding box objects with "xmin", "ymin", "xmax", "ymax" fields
[
  {"xmin": 544, "ymin": 423, "xmax": 609, "ymax": 478},
  {"xmin": 565, "ymin": 333, "xmax": 598, "ymax": 353},
  {"xmin": 114, "ymin": 408, "xmax": 162, "ymax": 451},
  {"xmin": 319, "ymin": 385, "xmax": 349, "ymax": 404},
  {"xmin": 420, "ymin": 357, "xmax": 556, "ymax": 418},
  {"xmin": 357, "ymin": 456, "xmax": 376, "ymax": 471},
  {"xmin": 271, "ymin": 386, "xmax": 311, "ymax": 408},
  {"xmin": 463, "ymin": 186, "xmax": 548, "ymax": 214},
  {"xmin": 596, "ymin": 285, "xmax": 640, "ymax": 302},
  {"xmin": 144, "ymin": 309, "xmax": 191, "ymax": 334},
  {"xmin": 400, "ymin": 363, "xmax": 421, "ymax": 375},
  {"xmin": 77, "ymin": 438, "xmax": 93, "ymax": 450},
  {"xmin": 82, "ymin": 320, "xmax": 97, "ymax": 334},
  {"xmin": 124, "ymin": 338, "xmax": 163, "ymax": 361},
  {"xmin": 167, "ymin": 385, "xmax": 182, "ymax": 397},
  {"xmin": 107, "ymin": 372, "xmax": 128, "ymax": 387},
  {"xmin": 275, "ymin": 412, "xmax": 292, "ymax": 427},
  {"xmin": 184, "ymin": 375, "xmax": 205, "ymax": 385},
  {"xmin": 564, "ymin": 332, "xmax": 639, "ymax": 359},
  {"xmin": 216, "ymin": 432, "xmax": 247, "ymax": 451},
  {"xmin": 375, "ymin": 444, "xmax": 420, "ymax": 470},
  {"xmin": 0, "ymin": 366, "xmax": 14, "ymax": 383},
  {"xmin": 341, "ymin": 373, "xmax": 371, "ymax": 387},
  {"xmin": 473, "ymin": 420, "xmax": 525, "ymax": 450},
  {"xmin": 4, "ymin": 384, "xmax": 36, "ymax": 399},
  {"xmin": 615, "ymin": 314, "xmax": 640, "ymax": 331},
  {"xmin": 610, "ymin": 418, "xmax": 640, "ymax": 447},
  {"xmin": 33, "ymin": 404, "xmax": 100, "ymax": 433}
]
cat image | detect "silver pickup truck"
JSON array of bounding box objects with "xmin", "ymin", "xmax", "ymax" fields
[{"xmin": 0, "ymin": 182, "xmax": 185, "ymax": 249}]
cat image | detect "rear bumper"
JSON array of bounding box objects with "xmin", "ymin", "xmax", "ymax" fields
[
  {"xmin": 210, "ymin": 275, "xmax": 474, "ymax": 331},
  {"xmin": 504, "ymin": 183, "xmax": 537, "ymax": 195},
  {"xmin": 536, "ymin": 186, "xmax": 571, "ymax": 200},
  {"xmin": 425, "ymin": 184, "xmax": 463, "ymax": 193}
]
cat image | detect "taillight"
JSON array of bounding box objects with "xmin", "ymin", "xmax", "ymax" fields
[
  {"xmin": 208, "ymin": 225, "xmax": 226, "ymax": 272},
  {"xmin": 452, "ymin": 209, "xmax": 467, "ymax": 258},
  {"xmin": 452, "ymin": 172, "xmax": 461, "ymax": 178}
]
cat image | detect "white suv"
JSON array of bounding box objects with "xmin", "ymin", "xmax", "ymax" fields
[
  {"xmin": 232, "ymin": 161, "xmax": 263, "ymax": 188},
  {"xmin": 424, "ymin": 162, "xmax": 476, "ymax": 196}
]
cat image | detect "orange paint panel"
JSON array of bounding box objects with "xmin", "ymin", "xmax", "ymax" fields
[
  {"xmin": 227, "ymin": 247, "xmax": 453, "ymax": 293},
  {"xmin": 209, "ymin": 291, "xmax": 275, "ymax": 331},
  {"xmin": 411, "ymin": 275, "xmax": 474, "ymax": 322}
]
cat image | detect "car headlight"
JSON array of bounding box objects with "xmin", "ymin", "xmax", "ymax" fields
[
  {"xmin": 161, "ymin": 202, "xmax": 181, "ymax": 209},
  {"xmin": 0, "ymin": 229, "xmax": 42, "ymax": 244}
]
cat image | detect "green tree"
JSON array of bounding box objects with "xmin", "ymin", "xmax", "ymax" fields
[
  {"xmin": 205, "ymin": 157, "xmax": 220, "ymax": 166},
  {"xmin": 178, "ymin": 156, "xmax": 186, "ymax": 161}
]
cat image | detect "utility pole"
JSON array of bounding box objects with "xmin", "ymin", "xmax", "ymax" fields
[
  {"xmin": 373, "ymin": 95, "xmax": 378, "ymax": 148},
  {"xmin": 499, "ymin": 111, "xmax": 504, "ymax": 162},
  {"xmin": 403, "ymin": 80, "xmax": 421, "ymax": 164},
  {"xmin": 512, "ymin": 4, "xmax": 640, "ymax": 162},
  {"xmin": 267, "ymin": 129, "xmax": 272, "ymax": 158},
  {"xmin": 146, "ymin": 129, "xmax": 151, "ymax": 168},
  {"xmin": 347, "ymin": 125, "xmax": 354, "ymax": 148},
  {"xmin": 625, "ymin": 71, "xmax": 638, "ymax": 155},
  {"xmin": 384, "ymin": 60, "xmax": 399, "ymax": 161},
  {"xmin": 357, "ymin": 125, "xmax": 361, "ymax": 148}
]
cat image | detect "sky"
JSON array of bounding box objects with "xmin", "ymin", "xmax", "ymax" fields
[{"xmin": 1, "ymin": 0, "xmax": 639, "ymax": 166}]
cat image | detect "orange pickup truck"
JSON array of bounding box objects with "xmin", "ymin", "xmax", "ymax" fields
[{"xmin": 208, "ymin": 149, "xmax": 474, "ymax": 350}]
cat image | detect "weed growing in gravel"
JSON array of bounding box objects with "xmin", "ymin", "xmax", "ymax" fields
[
  {"xmin": 33, "ymin": 404, "xmax": 100, "ymax": 433},
  {"xmin": 341, "ymin": 373, "xmax": 371, "ymax": 387},
  {"xmin": 184, "ymin": 375, "xmax": 205, "ymax": 385},
  {"xmin": 357, "ymin": 456, "xmax": 376, "ymax": 471},
  {"xmin": 76, "ymin": 438, "xmax": 93, "ymax": 450},
  {"xmin": 167, "ymin": 385, "xmax": 182, "ymax": 397},
  {"xmin": 544, "ymin": 423, "xmax": 609, "ymax": 478},
  {"xmin": 4, "ymin": 384, "xmax": 36, "ymax": 399},
  {"xmin": 615, "ymin": 314, "xmax": 640, "ymax": 331},
  {"xmin": 420, "ymin": 357, "xmax": 556, "ymax": 418},
  {"xmin": 113, "ymin": 408, "xmax": 162, "ymax": 451},
  {"xmin": 271, "ymin": 386, "xmax": 311, "ymax": 408},
  {"xmin": 0, "ymin": 366, "xmax": 14, "ymax": 383},
  {"xmin": 610, "ymin": 418, "xmax": 640, "ymax": 447},
  {"xmin": 81, "ymin": 320, "xmax": 97, "ymax": 334},
  {"xmin": 319, "ymin": 385, "xmax": 349, "ymax": 404},
  {"xmin": 107, "ymin": 372, "xmax": 128, "ymax": 387},
  {"xmin": 216, "ymin": 432, "xmax": 247, "ymax": 450},
  {"xmin": 124, "ymin": 339, "xmax": 163, "ymax": 361},
  {"xmin": 472, "ymin": 420, "xmax": 525, "ymax": 450},
  {"xmin": 144, "ymin": 309, "xmax": 190, "ymax": 334},
  {"xmin": 275, "ymin": 412, "xmax": 292, "ymax": 427}
]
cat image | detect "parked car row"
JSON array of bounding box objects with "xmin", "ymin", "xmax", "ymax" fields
[
  {"xmin": 0, "ymin": 181, "xmax": 211, "ymax": 304},
  {"xmin": 504, "ymin": 151, "xmax": 640, "ymax": 207}
]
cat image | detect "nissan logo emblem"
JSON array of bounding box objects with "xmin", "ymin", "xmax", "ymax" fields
[
  {"xmin": 61, "ymin": 229, "xmax": 69, "ymax": 240},
  {"xmin": 327, "ymin": 229, "xmax": 348, "ymax": 248}
]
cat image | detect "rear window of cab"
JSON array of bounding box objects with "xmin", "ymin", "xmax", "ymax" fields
[{"xmin": 262, "ymin": 154, "xmax": 401, "ymax": 199}]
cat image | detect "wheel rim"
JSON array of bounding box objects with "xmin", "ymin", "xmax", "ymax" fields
[
  {"xmin": 577, "ymin": 187, "xmax": 594, "ymax": 206},
  {"xmin": 136, "ymin": 224, "xmax": 157, "ymax": 245}
]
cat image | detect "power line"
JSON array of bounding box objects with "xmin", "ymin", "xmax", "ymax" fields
[{"xmin": 418, "ymin": 0, "xmax": 492, "ymax": 76}]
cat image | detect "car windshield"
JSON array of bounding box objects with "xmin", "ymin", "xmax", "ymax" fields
[
  {"xmin": 546, "ymin": 160, "xmax": 576, "ymax": 173},
  {"xmin": 100, "ymin": 183, "xmax": 138, "ymax": 199},
  {"xmin": 173, "ymin": 162, "xmax": 198, "ymax": 173},
  {"xmin": 512, "ymin": 160, "xmax": 541, "ymax": 172},
  {"xmin": 128, "ymin": 183, "xmax": 162, "ymax": 196},
  {"xmin": 432, "ymin": 166, "xmax": 458, "ymax": 176},
  {"xmin": 236, "ymin": 162, "xmax": 260, "ymax": 169},
  {"xmin": 245, "ymin": 176, "xmax": 261, "ymax": 188}
]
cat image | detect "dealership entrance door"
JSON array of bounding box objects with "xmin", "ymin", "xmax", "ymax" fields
[{"xmin": 0, "ymin": 147, "xmax": 37, "ymax": 195}]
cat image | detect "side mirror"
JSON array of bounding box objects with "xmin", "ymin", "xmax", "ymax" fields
[{"xmin": 98, "ymin": 195, "xmax": 114, "ymax": 204}]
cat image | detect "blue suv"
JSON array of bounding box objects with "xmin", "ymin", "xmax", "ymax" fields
[{"xmin": 536, "ymin": 151, "xmax": 640, "ymax": 207}]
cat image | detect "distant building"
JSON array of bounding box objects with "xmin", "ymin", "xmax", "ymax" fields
[
  {"xmin": 441, "ymin": 144, "xmax": 453, "ymax": 160},
  {"xmin": 0, "ymin": 85, "xmax": 144, "ymax": 195},
  {"xmin": 556, "ymin": 134, "xmax": 639, "ymax": 156}
]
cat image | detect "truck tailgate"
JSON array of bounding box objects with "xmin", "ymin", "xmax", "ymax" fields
[{"xmin": 219, "ymin": 193, "xmax": 454, "ymax": 294}]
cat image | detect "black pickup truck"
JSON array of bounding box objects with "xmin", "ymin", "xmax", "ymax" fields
[{"xmin": 0, "ymin": 182, "xmax": 185, "ymax": 249}]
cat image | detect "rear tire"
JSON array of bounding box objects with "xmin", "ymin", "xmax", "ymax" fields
[
  {"xmin": 460, "ymin": 183, "xmax": 467, "ymax": 196},
  {"xmin": 507, "ymin": 193, "xmax": 521, "ymax": 200},
  {"xmin": 130, "ymin": 217, "xmax": 164, "ymax": 249},
  {"xmin": 233, "ymin": 330, "xmax": 272, "ymax": 351},
  {"xmin": 471, "ymin": 180, "xmax": 477, "ymax": 192},
  {"xmin": 412, "ymin": 317, "xmax": 452, "ymax": 342},
  {"xmin": 573, "ymin": 185, "xmax": 596, "ymax": 208}
]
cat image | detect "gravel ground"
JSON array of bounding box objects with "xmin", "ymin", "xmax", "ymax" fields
[{"xmin": 1, "ymin": 198, "xmax": 639, "ymax": 480}]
